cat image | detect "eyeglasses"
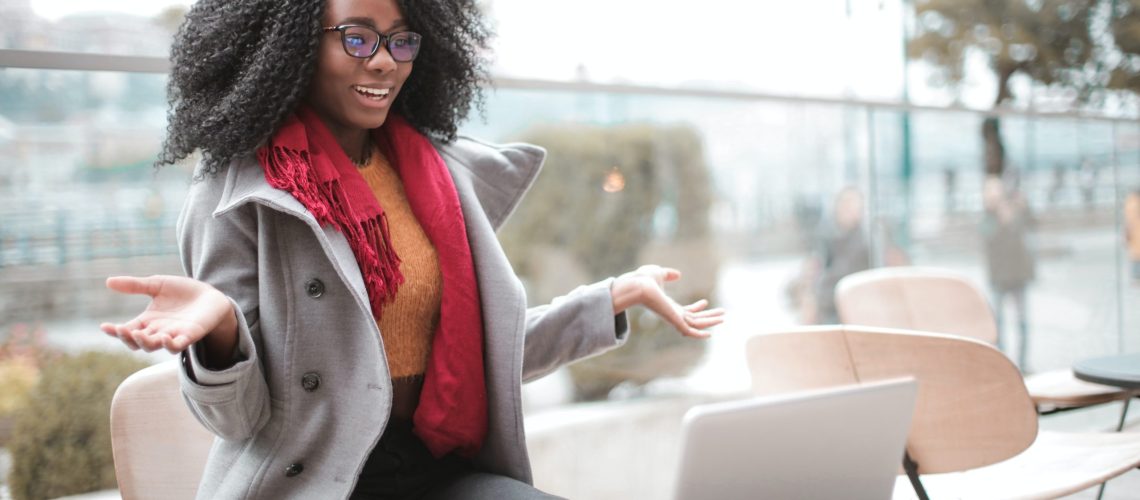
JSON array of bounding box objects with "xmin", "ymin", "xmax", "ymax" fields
[{"xmin": 322, "ymin": 25, "xmax": 422, "ymax": 62}]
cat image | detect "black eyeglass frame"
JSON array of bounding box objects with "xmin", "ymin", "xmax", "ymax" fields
[{"xmin": 321, "ymin": 24, "xmax": 422, "ymax": 62}]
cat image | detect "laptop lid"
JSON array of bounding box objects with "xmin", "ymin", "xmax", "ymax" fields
[{"xmin": 674, "ymin": 377, "xmax": 917, "ymax": 500}]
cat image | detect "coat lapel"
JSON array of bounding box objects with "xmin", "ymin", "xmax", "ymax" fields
[
  {"xmin": 213, "ymin": 155, "xmax": 371, "ymax": 312},
  {"xmin": 436, "ymin": 137, "xmax": 544, "ymax": 481}
]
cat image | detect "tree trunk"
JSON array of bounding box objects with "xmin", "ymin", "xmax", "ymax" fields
[
  {"xmin": 983, "ymin": 67, "xmax": 1016, "ymax": 177},
  {"xmin": 983, "ymin": 117, "xmax": 1005, "ymax": 177}
]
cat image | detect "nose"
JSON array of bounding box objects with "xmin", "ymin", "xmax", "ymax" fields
[{"xmin": 364, "ymin": 43, "xmax": 399, "ymax": 73}]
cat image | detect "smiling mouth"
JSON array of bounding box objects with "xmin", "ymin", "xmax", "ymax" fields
[{"xmin": 353, "ymin": 85, "xmax": 391, "ymax": 101}]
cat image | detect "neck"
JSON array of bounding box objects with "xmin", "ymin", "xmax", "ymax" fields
[
  {"xmin": 307, "ymin": 108, "xmax": 372, "ymax": 164},
  {"xmin": 337, "ymin": 130, "xmax": 372, "ymax": 165}
]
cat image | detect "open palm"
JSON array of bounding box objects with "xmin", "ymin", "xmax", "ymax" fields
[
  {"xmin": 100, "ymin": 275, "xmax": 232, "ymax": 353},
  {"xmin": 615, "ymin": 265, "xmax": 725, "ymax": 338}
]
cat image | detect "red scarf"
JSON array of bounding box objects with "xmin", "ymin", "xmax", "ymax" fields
[{"xmin": 258, "ymin": 107, "xmax": 487, "ymax": 458}]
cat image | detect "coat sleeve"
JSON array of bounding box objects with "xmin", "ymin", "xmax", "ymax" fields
[
  {"xmin": 521, "ymin": 278, "xmax": 630, "ymax": 382},
  {"xmin": 174, "ymin": 171, "xmax": 271, "ymax": 441}
]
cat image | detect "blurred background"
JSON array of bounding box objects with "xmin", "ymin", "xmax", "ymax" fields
[{"xmin": 3, "ymin": 0, "xmax": 1140, "ymax": 498}]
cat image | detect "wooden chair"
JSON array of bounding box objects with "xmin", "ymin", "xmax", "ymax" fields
[
  {"xmin": 746, "ymin": 326, "xmax": 1140, "ymax": 499},
  {"xmin": 834, "ymin": 266, "xmax": 1136, "ymax": 417},
  {"xmin": 110, "ymin": 360, "xmax": 214, "ymax": 500}
]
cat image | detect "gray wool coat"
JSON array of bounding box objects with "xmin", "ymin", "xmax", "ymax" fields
[{"xmin": 175, "ymin": 136, "xmax": 630, "ymax": 499}]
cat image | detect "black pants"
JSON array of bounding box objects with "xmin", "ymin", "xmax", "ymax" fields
[{"xmin": 350, "ymin": 421, "xmax": 562, "ymax": 500}]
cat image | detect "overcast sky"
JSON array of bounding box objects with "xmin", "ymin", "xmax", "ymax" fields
[{"xmin": 30, "ymin": 0, "xmax": 192, "ymax": 20}]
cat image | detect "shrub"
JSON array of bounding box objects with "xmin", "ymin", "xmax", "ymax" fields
[
  {"xmin": 0, "ymin": 324, "xmax": 59, "ymax": 446},
  {"xmin": 7, "ymin": 351, "xmax": 148, "ymax": 500},
  {"xmin": 503, "ymin": 124, "xmax": 720, "ymax": 401}
]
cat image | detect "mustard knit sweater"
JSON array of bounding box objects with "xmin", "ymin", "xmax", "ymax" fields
[{"xmin": 356, "ymin": 145, "xmax": 442, "ymax": 421}]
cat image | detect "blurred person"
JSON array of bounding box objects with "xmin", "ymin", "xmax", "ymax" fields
[
  {"xmin": 943, "ymin": 166, "xmax": 957, "ymax": 214},
  {"xmin": 1126, "ymin": 188, "xmax": 1140, "ymax": 284},
  {"xmin": 1047, "ymin": 163, "xmax": 1065, "ymax": 208},
  {"xmin": 813, "ymin": 187, "xmax": 871, "ymax": 324},
  {"xmin": 98, "ymin": 0, "xmax": 723, "ymax": 498},
  {"xmin": 981, "ymin": 175, "xmax": 1036, "ymax": 370},
  {"xmin": 1078, "ymin": 157, "xmax": 1098, "ymax": 209}
]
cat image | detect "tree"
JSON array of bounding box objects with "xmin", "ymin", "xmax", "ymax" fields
[
  {"xmin": 909, "ymin": 0, "xmax": 1097, "ymax": 176},
  {"xmin": 1107, "ymin": 0, "xmax": 1140, "ymax": 93}
]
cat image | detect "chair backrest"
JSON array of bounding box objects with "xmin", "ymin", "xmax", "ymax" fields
[
  {"xmin": 835, "ymin": 266, "xmax": 998, "ymax": 345},
  {"xmin": 110, "ymin": 360, "xmax": 214, "ymax": 500},
  {"xmin": 746, "ymin": 325, "xmax": 1037, "ymax": 475}
]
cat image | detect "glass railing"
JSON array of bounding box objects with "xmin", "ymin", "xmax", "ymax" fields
[
  {"xmin": 2, "ymin": 63, "xmax": 1138, "ymax": 372},
  {"xmin": 466, "ymin": 83, "xmax": 1140, "ymax": 374}
]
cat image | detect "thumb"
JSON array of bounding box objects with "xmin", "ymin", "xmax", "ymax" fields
[
  {"xmin": 106, "ymin": 276, "xmax": 162, "ymax": 297},
  {"xmin": 662, "ymin": 268, "xmax": 682, "ymax": 282}
]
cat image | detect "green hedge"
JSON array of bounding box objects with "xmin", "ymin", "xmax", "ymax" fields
[{"xmin": 7, "ymin": 351, "xmax": 148, "ymax": 500}]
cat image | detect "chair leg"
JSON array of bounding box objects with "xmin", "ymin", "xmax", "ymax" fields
[{"xmin": 903, "ymin": 451, "xmax": 930, "ymax": 500}]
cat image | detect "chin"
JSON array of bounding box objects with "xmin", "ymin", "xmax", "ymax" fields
[{"xmin": 356, "ymin": 111, "xmax": 391, "ymax": 130}]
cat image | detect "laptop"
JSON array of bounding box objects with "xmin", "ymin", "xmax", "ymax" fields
[{"xmin": 673, "ymin": 377, "xmax": 918, "ymax": 500}]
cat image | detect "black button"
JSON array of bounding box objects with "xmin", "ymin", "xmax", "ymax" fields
[
  {"xmin": 301, "ymin": 372, "xmax": 321, "ymax": 392},
  {"xmin": 285, "ymin": 463, "xmax": 303, "ymax": 477},
  {"xmin": 305, "ymin": 279, "xmax": 325, "ymax": 298}
]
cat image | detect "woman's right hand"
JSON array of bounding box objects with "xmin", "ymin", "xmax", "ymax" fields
[{"xmin": 100, "ymin": 275, "xmax": 237, "ymax": 354}]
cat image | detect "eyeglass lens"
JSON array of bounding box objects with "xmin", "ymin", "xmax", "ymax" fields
[{"xmin": 342, "ymin": 26, "xmax": 421, "ymax": 62}]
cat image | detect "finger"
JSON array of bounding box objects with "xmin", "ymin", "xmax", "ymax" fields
[
  {"xmin": 117, "ymin": 332, "xmax": 141, "ymax": 350},
  {"xmin": 682, "ymin": 327, "xmax": 712, "ymax": 339},
  {"xmin": 128, "ymin": 329, "xmax": 154, "ymax": 352},
  {"xmin": 99, "ymin": 322, "xmax": 121, "ymax": 337},
  {"xmin": 161, "ymin": 332, "xmax": 188, "ymax": 353},
  {"xmin": 141, "ymin": 325, "xmax": 173, "ymax": 352},
  {"xmin": 170, "ymin": 335, "xmax": 191, "ymax": 352},
  {"xmin": 106, "ymin": 276, "xmax": 162, "ymax": 297},
  {"xmin": 132, "ymin": 324, "xmax": 167, "ymax": 352},
  {"xmin": 690, "ymin": 308, "xmax": 726, "ymax": 318},
  {"xmin": 667, "ymin": 311, "xmax": 711, "ymax": 339},
  {"xmin": 662, "ymin": 268, "xmax": 682, "ymax": 282},
  {"xmin": 683, "ymin": 299, "xmax": 709, "ymax": 312},
  {"xmin": 153, "ymin": 330, "xmax": 178, "ymax": 353},
  {"xmin": 138, "ymin": 326, "xmax": 163, "ymax": 352},
  {"xmin": 113, "ymin": 318, "xmax": 145, "ymax": 338},
  {"xmin": 686, "ymin": 316, "xmax": 724, "ymax": 329}
]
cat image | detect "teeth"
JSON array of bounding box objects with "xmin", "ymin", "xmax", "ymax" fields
[{"xmin": 353, "ymin": 85, "xmax": 390, "ymax": 97}]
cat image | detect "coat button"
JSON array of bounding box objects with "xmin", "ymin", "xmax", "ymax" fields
[
  {"xmin": 305, "ymin": 279, "xmax": 325, "ymax": 298},
  {"xmin": 285, "ymin": 463, "xmax": 304, "ymax": 477},
  {"xmin": 301, "ymin": 372, "xmax": 321, "ymax": 392}
]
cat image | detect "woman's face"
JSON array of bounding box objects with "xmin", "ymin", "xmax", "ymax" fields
[{"xmin": 306, "ymin": 0, "xmax": 413, "ymax": 141}]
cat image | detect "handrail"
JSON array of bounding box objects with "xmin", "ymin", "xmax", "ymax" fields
[
  {"xmin": 2, "ymin": 48, "xmax": 1137, "ymax": 123},
  {"xmin": 0, "ymin": 49, "xmax": 170, "ymax": 73}
]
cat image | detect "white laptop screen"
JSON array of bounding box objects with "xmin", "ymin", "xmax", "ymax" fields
[{"xmin": 674, "ymin": 377, "xmax": 917, "ymax": 500}]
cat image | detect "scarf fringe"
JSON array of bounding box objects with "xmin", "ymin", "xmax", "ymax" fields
[{"xmin": 258, "ymin": 145, "xmax": 404, "ymax": 315}]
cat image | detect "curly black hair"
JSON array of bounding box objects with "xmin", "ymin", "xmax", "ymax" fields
[{"xmin": 157, "ymin": 0, "xmax": 492, "ymax": 174}]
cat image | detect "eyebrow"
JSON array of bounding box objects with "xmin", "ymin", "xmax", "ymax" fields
[{"xmin": 337, "ymin": 16, "xmax": 409, "ymax": 32}]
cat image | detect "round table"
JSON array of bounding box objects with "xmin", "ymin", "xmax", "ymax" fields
[{"xmin": 1072, "ymin": 353, "xmax": 1140, "ymax": 390}]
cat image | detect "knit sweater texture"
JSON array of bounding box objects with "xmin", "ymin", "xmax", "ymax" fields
[{"xmin": 357, "ymin": 144, "xmax": 442, "ymax": 421}]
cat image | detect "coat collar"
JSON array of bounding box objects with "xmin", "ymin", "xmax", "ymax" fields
[{"xmin": 211, "ymin": 136, "xmax": 546, "ymax": 230}]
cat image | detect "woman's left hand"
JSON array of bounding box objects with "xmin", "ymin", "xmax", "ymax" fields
[{"xmin": 611, "ymin": 265, "xmax": 725, "ymax": 338}]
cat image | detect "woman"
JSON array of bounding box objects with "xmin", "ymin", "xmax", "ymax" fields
[
  {"xmin": 981, "ymin": 175, "xmax": 1035, "ymax": 370},
  {"xmin": 99, "ymin": 0, "xmax": 723, "ymax": 498}
]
